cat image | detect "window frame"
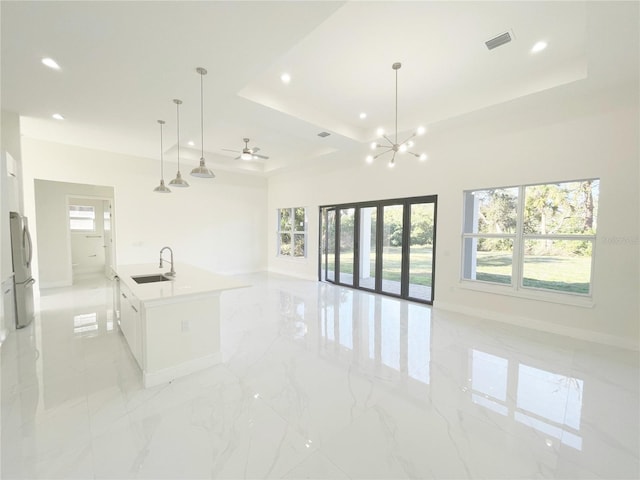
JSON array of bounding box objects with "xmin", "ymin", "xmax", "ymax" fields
[
  {"xmin": 277, "ymin": 207, "xmax": 307, "ymax": 258},
  {"xmin": 68, "ymin": 204, "xmax": 97, "ymax": 233},
  {"xmin": 461, "ymin": 179, "xmax": 598, "ymax": 305}
]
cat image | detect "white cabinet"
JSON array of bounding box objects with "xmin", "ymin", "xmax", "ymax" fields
[{"xmin": 118, "ymin": 280, "xmax": 142, "ymax": 367}]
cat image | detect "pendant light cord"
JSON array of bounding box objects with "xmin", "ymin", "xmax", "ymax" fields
[
  {"xmin": 200, "ymin": 72, "xmax": 204, "ymax": 159},
  {"xmin": 160, "ymin": 122, "xmax": 164, "ymax": 179},
  {"xmin": 395, "ymin": 67, "xmax": 398, "ymax": 145},
  {"xmin": 176, "ymin": 101, "xmax": 180, "ymax": 171}
]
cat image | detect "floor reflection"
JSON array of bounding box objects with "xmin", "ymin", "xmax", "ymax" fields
[{"xmin": 318, "ymin": 287, "xmax": 431, "ymax": 387}]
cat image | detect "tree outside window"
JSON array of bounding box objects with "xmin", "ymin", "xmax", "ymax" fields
[
  {"xmin": 462, "ymin": 179, "xmax": 599, "ymax": 296},
  {"xmin": 278, "ymin": 207, "xmax": 307, "ymax": 257}
]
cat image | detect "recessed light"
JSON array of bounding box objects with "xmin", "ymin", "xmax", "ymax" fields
[
  {"xmin": 42, "ymin": 57, "xmax": 61, "ymax": 70},
  {"xmin": 280, "ymin": 73, "xmax": 291, "ymax": 84},
  {"xmin": 187, "ymin": 141, "xmax": 195, "ymax": 146},
  {"xmin": 359, "ymin": 112, "xmax": 367, "ymax": 119},
  {"xmin": 52, "ymin": 113, "xmax": 64, "ymax": 120},
  {"xmin": 531, "ymin": 41, "xmax": 548, "ymax": 53}
]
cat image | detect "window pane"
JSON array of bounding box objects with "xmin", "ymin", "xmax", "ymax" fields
[
  {"xmin": 279, "ymin": 209, "xmax": 292, "ymax": 232},
  {"xmin": 326, "ymin": 209, "xmax": 335, "ymax": 281},
  {"xmin": 293, "ymin": 234, "xmax": 305, "ymax": 257},
  {"xmin": 523, "ymin": 239, "xmax": 593, "ymax": 294},
  {"xmin": 339, "ymin": 208, "xmax": 355, "ymax": 286},
  {"xmin": 279, "ymin": 233, "xmax": 291, "ymax": 256},
  {"xmin": 69, "ymin": 205, "xmax": 95, "ymax": 219},
  {"xmin": 409, "ymin": 203, "xmax": 434, "ymax": 301},
  {"xmin": 382, "ymin": 205, "xmax": 403, "ymax": 295},
  {"xmin": 70, "ymin": 218, "xmax": 95, "ymax": 231},
  {"xmin": 463, "ymin": 237, "xmax": 514, "ymax": 285},
  {"xmin": 69, "ymin": 205, "xmax": 95, "ymax": 231},
  {"xmin": 464, "ymin": 188, "xmax": 518, "ymax": 234},
  {"xmin": 358, "ymin": 207, "xmax": 377, "ymax": 290},
  {"xmin": 524, "ymin": 180, "xmax": 599, "ymax": 235},
  {"xmin": 294, "ymin": 207, "xmax": 306, "ymax": 232}
]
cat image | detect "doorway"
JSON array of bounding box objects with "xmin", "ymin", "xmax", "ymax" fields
[
  {"xmin": 320, "ymin": 195, "xmax": 437, "ymax": 304},
  {"xmin": 33, "ymin": 180, "xmax": 116, "ymax": 288},
  {"xmin": 67, "ymin": 196, "xmax": 114, "ymax": 280}
]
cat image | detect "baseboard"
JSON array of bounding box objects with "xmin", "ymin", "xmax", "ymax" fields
[
  {"xmin": 434, "ymin": 301, "xmax": 639, "ymax": 351},
  {"xmin": 267, "ymin": 267, "xmax": 316, "ymax": 281},
  {"xmin": 142, "ymin": 352, "xmax": 222, "ymax": 388},
  {"xmin": 39, "ymin": 280, "xmax": 72, "ymax": 289}
]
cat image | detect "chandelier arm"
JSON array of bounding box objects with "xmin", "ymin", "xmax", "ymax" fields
[
  {"xmin": 399, "ymin": 132, "xmax": 417, "ymax": 146},
  {"xmin": 373, "ymin": 148, "xmax": 393, "ymax": 159},
  {"xmin": 407, "ymin": 151, "xmax": 420, "ymax": 158},
  {"xmin": 382, "ymin": 134, "xmax": 394, "ymax": 145},
  {"xmin": 391, "ymin": 151, "xmax": 397, "ymax": 164}
]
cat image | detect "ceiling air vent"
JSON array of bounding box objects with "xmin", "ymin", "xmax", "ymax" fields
[
  {"xmin": 485, "ymin": 31, "xmax": 512, "ymax": 50},
  {"xmin": 317, "ymin": 131, "xmax": 330, "ymax": 138}
]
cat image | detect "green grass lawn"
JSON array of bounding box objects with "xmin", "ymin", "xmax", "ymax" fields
[
  {"xmin": 475, "ymin": 251, "xmax": 591, "ymax": 294},
  {"xmin": 325, "ymin": 247, "xmax": 591, "ymax": 294},
  {"xmin": 327, "ymin": 246, "xmax": 433, "ymax": 286}
]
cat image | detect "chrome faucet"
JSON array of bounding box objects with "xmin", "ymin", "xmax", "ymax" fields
[{"xmin": 159, "ymin": 246, "xmax": 176, "ymax": 277}]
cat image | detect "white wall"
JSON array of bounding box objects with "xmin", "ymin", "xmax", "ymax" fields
[
  {"xmin": 23, "ymin": 139, "xmax": 268, "ymax": 286},
  {"xmin": 267, "ymin": 83, "xmax": 639, "ymax": 350}
]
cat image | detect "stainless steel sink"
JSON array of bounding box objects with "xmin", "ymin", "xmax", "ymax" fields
[{"xmin": 131, "ymin": 274, "xmax": 173, "ymax": 284}]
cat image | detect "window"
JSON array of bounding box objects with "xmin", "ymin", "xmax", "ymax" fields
[
  {"xmin": 277, "ymin": 207, "xmax": 307, "ymax": 257},
  {"xmin": 69, "ymin": 205, "xmax": 96, "ymax": 232},
  {"xmin": 462, "ymin": 179, "xmax": 599, "ymax": 297}
]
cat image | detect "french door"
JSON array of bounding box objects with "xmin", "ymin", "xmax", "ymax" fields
[{"xmin": 320, "ymin": 195, "xmax": 437, "ymax": 304}]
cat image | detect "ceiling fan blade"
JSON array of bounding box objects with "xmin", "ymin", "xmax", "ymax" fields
[
  {"xmin": 222, "ymin": 148, "xmax": 240, "ymax": 153},
  {"xmin": 233, "ymin": 155, "xmax": 241, "ymax": 160},
  {"xmin": 253, "ymin": 154, "xmax": 269, "ymax": 160},
  {"xmin": 250, "ymin": 147, "xmax": 260, "ymax": 154}
]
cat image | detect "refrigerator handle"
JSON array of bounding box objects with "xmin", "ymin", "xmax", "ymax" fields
[{"xmin": 23, "ymin": 224, "xmax": 33, "ymax": 269}]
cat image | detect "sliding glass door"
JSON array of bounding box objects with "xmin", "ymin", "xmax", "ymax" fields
[{"xmin": 320, "ymin": 195, "xmax": 437, "ymax": 304}]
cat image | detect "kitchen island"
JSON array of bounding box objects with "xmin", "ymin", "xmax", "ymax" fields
[{"xmin": 115, "ymin": 263, "xmax": 246, "ymax": 388}]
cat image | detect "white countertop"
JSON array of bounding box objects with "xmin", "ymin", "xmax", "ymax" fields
[{"xmin": 116, "ymin": 263, "xmax": 248, "ymax": 302}]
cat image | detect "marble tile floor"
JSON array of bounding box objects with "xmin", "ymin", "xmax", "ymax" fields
[{"xmin": 1, "ymin": 272, "xmax": 638, "ymax": 479}]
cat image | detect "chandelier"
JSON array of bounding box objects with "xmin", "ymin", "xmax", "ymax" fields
[{"xmin": 366, "ymin": 62, "xmax": 427, "ymax": 167}]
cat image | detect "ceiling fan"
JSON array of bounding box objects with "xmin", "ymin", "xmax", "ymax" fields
[{"xmin": 222, "ymin": 138, "xmax": 269, "ymax": 161}]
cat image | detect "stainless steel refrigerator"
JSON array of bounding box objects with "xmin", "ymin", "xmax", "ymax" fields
[{"xmin": 9, "ymin": 211, "xmax": 35, "ymax": 328}]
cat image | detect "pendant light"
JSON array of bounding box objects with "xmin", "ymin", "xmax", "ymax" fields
[
  {"xmin": 191, "ymin": 67, "xmax": 215, "ymax": 178},
  {"xmin": 153, "ymin": 120, "xmax": 171, "ymax": 193},
  {"xmin": 169, "ymin": 99, "xmax": 189, "ymax": 187}
]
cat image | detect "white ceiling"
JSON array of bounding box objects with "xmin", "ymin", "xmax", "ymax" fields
[{"xmin": 1, "ymin": 1, "xmax": 637, "ymax": 176}]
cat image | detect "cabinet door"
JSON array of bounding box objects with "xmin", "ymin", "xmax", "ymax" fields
[{"xmin": 130, "ymin": 302, "xmax": 141, "ymax": 365}]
